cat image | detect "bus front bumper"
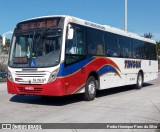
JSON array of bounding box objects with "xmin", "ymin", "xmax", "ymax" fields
[{"xmin": 7, "ymin": 78, "xmax": 65, "ymax": 96}]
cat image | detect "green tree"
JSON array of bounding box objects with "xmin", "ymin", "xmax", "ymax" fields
[
  {"xmin": 0, "ymin": 35, "xmax": 8, "ymax": 72},
  {"xmin": 2, "ymin": 38, "xmax": 10, "ymax": 54},
  {"xmin": 157, "ymin": 41, "xmax": 160, "ymax": 56},
  {"xmin": 0, "ymin": 35, "xmax": 2, "ymax": 52},
  {"xmin": 143, "ymin": 32, "xmax": 154, "ymax": 38},
  {"xmin": 0, "ymin": 35, "xmax": 2, "ymax": 45},
  {"xmin": 0, "ymin": 34, "xmax": 11, "ymax": 54},
  {"xmin": 157, "ymin": 41, "xmax": 160, "ymax": 65}
]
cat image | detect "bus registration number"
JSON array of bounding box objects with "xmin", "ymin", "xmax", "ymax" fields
[{"xmin": 33, "ymin": 78, "xmax": 46, "ymax": 83}]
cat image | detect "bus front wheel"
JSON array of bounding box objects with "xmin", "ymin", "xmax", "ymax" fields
[{"xmin": 84, "ymin": 76, "xmax": 97, "ymax": 101}]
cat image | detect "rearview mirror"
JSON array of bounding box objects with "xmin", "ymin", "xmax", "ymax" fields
[{"xmin": 67, "ymin": 24, "xmax": 74, "ymax": 40}]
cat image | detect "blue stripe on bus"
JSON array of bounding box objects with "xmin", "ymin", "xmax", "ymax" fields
[
  {"xmin": 98, "ymin": 65, "xmax": 119, "ymax": 76},
  {"xmin": 57, "ymin": 57, "xmax": 94, "ymax": 77}
]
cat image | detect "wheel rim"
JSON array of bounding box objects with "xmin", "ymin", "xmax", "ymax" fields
[
  {"xmin": 88, "ymin": 81, "xmax": 95, "ymax": 95},
  {"xmin": 138, "ymin": 75, "xmax": 142, "ymax": 87}
]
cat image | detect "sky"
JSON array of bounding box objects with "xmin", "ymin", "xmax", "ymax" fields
[{"xmin": 0, "ymin": 0, "xmax": 160, "ymax": 41}]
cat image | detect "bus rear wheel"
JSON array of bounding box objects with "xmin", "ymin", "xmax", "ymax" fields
[
  {"xmin": 84, "ymin": 76, "xmax": 97, "ymax": 101},
  {"xmin": 135, "ymin": 72, "xmax": 143, "ymax": 89}
]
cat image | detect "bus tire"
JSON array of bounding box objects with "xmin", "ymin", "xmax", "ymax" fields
[
  {"xmin": 84, "ymin": 76, "xmax": 97, "ymax": 101},
  {"xmin": 135, "ymin": 72, "xmax": 143, "ymax": 89}
]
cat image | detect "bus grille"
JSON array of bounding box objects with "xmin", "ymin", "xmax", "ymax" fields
[
  {"xmin": 15, "ymin": 71, "xmax": 46, "ymax": 77},
  {"xmin": 14, "ymin": 70, "xmax": 49, "ymax": 84},
  {"xmin": 17, "ymin": 87, "xmax": 43, "ymax": 94}
]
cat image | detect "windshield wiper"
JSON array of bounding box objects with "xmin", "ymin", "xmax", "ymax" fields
[
  {"xmin": 33, "ymin": 27, "xmax": 52, "ymax": 57},
  {"xmin": 36, "ymin": 27, "xmax": 50, "ymax": 43}
]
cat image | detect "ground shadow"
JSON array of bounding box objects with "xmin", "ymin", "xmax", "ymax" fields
[
  {"xmin": 10, "ymin": 82, "xmax": 153, "ymax": 106},
  {"xmin": 10, "ymin": 93, "xmax": 84, "ymax": 106},
  {"xmin": 96, "ymin": 83, "xmax": 153, "ymax": 98}
]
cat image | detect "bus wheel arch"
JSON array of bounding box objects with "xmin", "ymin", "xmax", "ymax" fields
[
  {"xmin": 84, "ymin": 71, "xmax": 99, "ymax": 101},
  {"xmin": 135, "ymin": 70, "xmax": 144, "ymax": 89},
  {"xmin": 88, "ymin": 71, "xmax": 100, "ymax": 90}
]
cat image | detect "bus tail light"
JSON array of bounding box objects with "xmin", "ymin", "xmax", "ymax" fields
[{"xmin": 8, "ymin": 70, "xmax": 14, "ymax": 82}]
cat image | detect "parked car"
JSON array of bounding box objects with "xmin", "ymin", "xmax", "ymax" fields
[{"xmin": 0, "ymin": 72, "xmax": 7, "ymax": 78}]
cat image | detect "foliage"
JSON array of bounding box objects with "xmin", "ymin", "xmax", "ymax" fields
[
  {"xmin": 0, "ymin": 35, "xmax": 2, "ymax": 47},
  {"xmin": 143, "ymin": 32, "xmax": 154, "ymax": 38},
  {"xmin": 157, "ymin": 41, "xmax": 160, "ymax": 64},
  {"xmin": 0, "ymin": 34, "xmax": 11, "ymax": 54},
  {"xmin": 2, "ymin": 38, "xmax": 10, "ymax": 54},
  {"xmin": 0, "ymin": 35, "xmax": 9, "ymax": 72},
  {"xmin": 157, "ymin": 41, "xmax": 160, "ymax": 56},
  {"xmin": 156, "ymin": 42, "xmax": 160, "ymax": 66}
]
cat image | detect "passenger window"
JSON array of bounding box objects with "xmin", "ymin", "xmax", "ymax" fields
[
  {"xmin": 119, "ymin": 36, "xmax": 131, "ymax": 58},
  {"xmin": 86, "ymin": 28, "xmax": 104, "ymax": 55},
  {"xmin": 131, "ymin": 39, "xmax": 143, "ymax": 59},
  {"xmin": 105, "ymin": 33, "xmax": 120, "ymax": 57},
  {"xmin": 146, "ymin": 43, "xmax": 157, "ymax": 60}
]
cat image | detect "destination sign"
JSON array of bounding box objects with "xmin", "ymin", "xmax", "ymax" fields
[
  {"xmin": 13, "ymin": 57, "xmax": 28, "ymax": 64},
  {"xmin": 17, "ymin": 18, "xmax": 60, "ymax": 30}
]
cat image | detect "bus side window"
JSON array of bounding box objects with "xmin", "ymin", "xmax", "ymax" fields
[
  {"xmin": 105, "ymin": 32, "xmax": 120, "ymax": 57},
  {"xmin": 66, "ymin": 29, "xmax": 85, "ymax": 55},
  {"xmin": 86, "ymin": 27, "xmax": 104, "ymax": 56},
  {"xmin": 119, "ymin": 36, "xmax": 130, "ymax": 58},
  {"xmin": 76, "ymin": 31, "xmax": 85, "ymax": 55}
]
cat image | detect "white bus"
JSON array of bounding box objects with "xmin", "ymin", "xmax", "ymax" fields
[{"xmin": 7, "ymin": 15, "xmax": 158, "ymax": 101}]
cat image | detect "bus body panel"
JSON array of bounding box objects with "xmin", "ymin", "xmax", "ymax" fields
[{"xmin": 99, "ymin": 58, "xmax": 158, "ymax": 90}]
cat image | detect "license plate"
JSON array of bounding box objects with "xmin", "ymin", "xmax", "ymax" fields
[{"xmin": 25, "ymin": 86, "xmax": 34, "ymax": 90}]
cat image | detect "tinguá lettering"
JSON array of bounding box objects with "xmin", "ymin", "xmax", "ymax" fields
[{"xmin": 125, "ymin": 60, "xmax": 141, "ymax": 69}]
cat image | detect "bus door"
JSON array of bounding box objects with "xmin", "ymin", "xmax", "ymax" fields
[{"xmin": 64, "ymin": 23, "xmax": 86, "ymax": 94}]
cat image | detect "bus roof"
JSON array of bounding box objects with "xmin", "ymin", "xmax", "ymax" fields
[{"xmin": 20, "ymin": 15, "xmax": 156, "ymax": 44}]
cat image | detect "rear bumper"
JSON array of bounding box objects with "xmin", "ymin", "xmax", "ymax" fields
[{"xmin": 7, "ymin": 78, "xmax": 65, "ymax": 96}]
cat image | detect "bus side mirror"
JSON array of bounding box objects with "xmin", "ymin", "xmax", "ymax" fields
[{"xmin": 67, "ymin": 24, "xmax": 74, "ymax": 40}]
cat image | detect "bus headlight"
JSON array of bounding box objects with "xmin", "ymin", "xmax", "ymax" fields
[
  {"xmin": 48, "ymin": 69, "xmax": 59, "ymax": 83},
  {"xmin": 8, "ymin": 70, "xmax": 14, "ymax": 82}
]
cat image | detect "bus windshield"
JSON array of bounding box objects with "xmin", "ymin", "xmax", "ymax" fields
[{"xmin": 8, "ymin": 29, "xmax": 62, "ymax": 68}]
